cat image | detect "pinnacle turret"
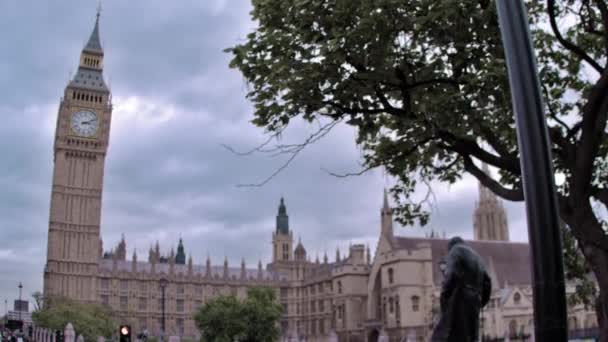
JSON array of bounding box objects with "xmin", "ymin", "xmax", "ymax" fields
[
  {"xmin": 176, "ymin": 238, "xmax": 186, "ymax": 265},
  {"xmin": 276, "ymin": 197, "xmax": 290, "ymax": 234},
  {"xmin": 474, "ymin": 163, "xmax": 510, "ymax": 241},
  {"xmin": 381, "ymin": 189, "xmax": 394, "ymax": 237}
]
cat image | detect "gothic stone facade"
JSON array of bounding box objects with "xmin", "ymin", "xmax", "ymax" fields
[{"xmin": 43, "ymin": 15, "xmax": 598, "ymax": 342}]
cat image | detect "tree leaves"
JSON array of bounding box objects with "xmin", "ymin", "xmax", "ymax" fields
[
  {"xmin": 194, "ymin": 287, "xmax": 283, "ymax": 342},
  {"xmin": 32, "ymin": 297, "xmax": 116, "ymax": 342}
]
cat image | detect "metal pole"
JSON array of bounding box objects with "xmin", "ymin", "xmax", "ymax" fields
[
  {"xmin": 18, "ymin": 282, "xmax": 22, "ymax": 324},
  {"xmin": 494, "ymin": 1, "xmax": 568, "ymax": 341}
]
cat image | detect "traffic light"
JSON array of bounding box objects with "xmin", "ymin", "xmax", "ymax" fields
[
  {"xmin": 55, "ymin": 329, "xmax": 64, "ymax": 342},
  {"xmin": 119, "ymin": 325, "xmax": 131, "ymax": 342}
]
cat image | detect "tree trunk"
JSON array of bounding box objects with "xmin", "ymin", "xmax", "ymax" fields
[
  {"xmin": 567, "ymin": 212, "xmax": 608, "ymax": 342},
  {"xmin": 586, "ymin": 246, "xmax": 608, "ymax": 342}
]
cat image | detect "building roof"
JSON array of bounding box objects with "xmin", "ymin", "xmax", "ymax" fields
[
  {"xmin": 391, "ymin": 237, "xmax": 532, "ymax": 287},
  {"xmin": 69, "ymin": 66, "xmax": 108, "ymax": 92},
  {"xmin": 98, "ymin": 259, "xmax": 288, "ymax": 281},
  {"xmin": 84, "ymin": 13, "xmax": 103, "ymax": 54}
]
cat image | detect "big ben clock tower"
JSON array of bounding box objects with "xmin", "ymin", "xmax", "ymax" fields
[{"xmin": 43, "ymin": 11, "xmax": 112, "ymax": 302}]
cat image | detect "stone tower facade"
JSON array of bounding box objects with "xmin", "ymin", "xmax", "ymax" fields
[
  {"xmin": 272, "ymin": 197, "xmax": 293, "ymax": 263},
  {"xmin": 473, "ymin": 164, "xmax": 510, "ymax": 241},
  {"xmin": 43, "ymin": 11, "xmax": 112, "ymax": 302}
]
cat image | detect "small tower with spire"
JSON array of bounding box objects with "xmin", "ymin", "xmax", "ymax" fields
[
  {"xmin": 131, "ymin": 249, "xmax": 137, "ymax": 272},
  {"xmin": 169, "ymin": 248, "xmax": 175, "ymax": 274},
  {"xmin": 294, "ymin": 237, "xmax": 307, "ymax": 262},
  {"xmin": 336, "ymin": 247, "xmax": 341, "ymax": 262},
  {"xmin": 155, "ymin": 241, "xmax": 161, "ymax": 260},
  {"xmin": 272, "ymin": 197, "xmax": 294, "ymax": 263},
  {"xmin": 116, "ymin": 235, "xmax": 127, "ymax": 261},
  {"xmin": 223, "ymin": 257, "xmax": 229, "ymax": 279},
  {"xmin": 205, "ymin": 254, "xmax": 211, "ymax": 278},
  {"xmin": 473, "ymin": 164, "xmax": 510, "ymax": 241},
  {"xmin": 176, "ymin": 238, "xmax": 186, "ymax": 265},
  {"xmin": 258, "ymin": 259, "xmax": 263, "ymax": 280},
  {"xmin": 148, "ymin": 245, "xmax": 155, "ymax": 263},
  {"xmin": 241, "ymin": 258, "xmax": 247, "ymax": 280},
  {"xmin": 381, "ymin": 189, "xmax": 394, "ymax": 237}
]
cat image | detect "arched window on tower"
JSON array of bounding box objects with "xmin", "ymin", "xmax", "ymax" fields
[
  {"xmin": 337, "ymin": 281, "xmax": 342, "ymax": 294},
  {"xmin": 388, "ymin": 268, "xmax": 394, "ymax": 284}
]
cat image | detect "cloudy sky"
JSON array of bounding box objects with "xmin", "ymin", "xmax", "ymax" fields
[{"xmin": 0, "ymin": 1, "xmax": 527, "ymax": 307}]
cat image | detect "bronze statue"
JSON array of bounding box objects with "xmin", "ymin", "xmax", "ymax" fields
[{"xmin": 431, "ymin": 237, "xmax": 492, "ymax": 342}]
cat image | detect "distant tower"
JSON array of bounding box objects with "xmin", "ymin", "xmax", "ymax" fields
[
  {"xmin": 473, "ymin": 164, "xmax": 510, "ymax": 241},
  {"xmin": 115, "ymin": 235, "xmax": 127, "ymax": 260},
  {"xmin": 44, "ymin": 9, "xmax": 112, "ymax": 301},
  {"xmin": 381, "ymin": 189, "xmax": 394, "ymax": 237},
  {"xmin": 175, "ymin": 238, "xmax": 186, "ymax": 265},
  {"xmin": 294, "ymin": 237, "xmax": 306, "ymax": 262},
  {"xmin": 272, "ymin": 197, "xmax": 293, "ymax": 262}
]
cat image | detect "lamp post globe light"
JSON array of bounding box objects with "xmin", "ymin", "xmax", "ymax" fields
[{"xmin": 159, "ymin": 278, "xmax": 168, "ymax": 342}]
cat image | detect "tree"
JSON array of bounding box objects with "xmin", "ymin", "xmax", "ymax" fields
[
  {"xmin": 226, "ymin": 0, "xmax": 608, "ymax": 339},
  {"xmin": 194, "ymin": 287, "xmax": 283, "ymax": 342},
  {"xmin": 32, "ymin": 297, "xmax": 116, "ymax": 342}
]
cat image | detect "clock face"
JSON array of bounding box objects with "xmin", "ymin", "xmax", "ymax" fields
[{"xmin": 71, "ymin": 110, "xmax": 99, "ymax": 137}]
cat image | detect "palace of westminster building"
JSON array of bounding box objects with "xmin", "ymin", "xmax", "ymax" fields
[{"xmin": 43, "ymin": 13, "xmax": 599, "ymax": 342}]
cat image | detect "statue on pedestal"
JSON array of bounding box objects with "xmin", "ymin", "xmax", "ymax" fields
[{"xmin": 431, "ymin": 237, "xmax": 492, "ymax": 342}]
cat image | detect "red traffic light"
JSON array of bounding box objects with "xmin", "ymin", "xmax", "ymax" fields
[{"xmin": 120, "ymin": 326, "xmax": 130, "ymax": 336}]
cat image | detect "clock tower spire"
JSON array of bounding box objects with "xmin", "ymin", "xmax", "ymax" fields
[{"xmin": 43, "ymin": 11, "xmax": 113, "ymax": 302}]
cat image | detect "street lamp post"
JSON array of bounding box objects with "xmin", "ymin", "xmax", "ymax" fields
[
  {"xmin": 18, "ymin": 282, "xmax": 23, "ymax": 324},
  {"xmin": 159, "ymin": 278, "xmax": 168, "ymax": 342},
  {"xmin": 494, "ymin": 1, "xmax": 568, "ymax": 341}
]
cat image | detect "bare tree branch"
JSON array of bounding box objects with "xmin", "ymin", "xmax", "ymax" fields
[
  {"xmin": 221, "ymin": 126, "xmax": 287, "ymax": 156},
  {"xmin": 548, "ymin": 0, "xmax": 604, "ymax": 73},
  {"xmin": 233, "ymin": 119, "xmax": 342, "ymax": 187},
  {"xmin": 462, "ymin": 155, "xmax": 524, "ymax": 201},
  {"xmin": 541, "ymin": 81, "xmax": 573, "ymax": 134},
  {"xmin": 321, "ymin": 165, "xmax": 375, "ymax": 178}
]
